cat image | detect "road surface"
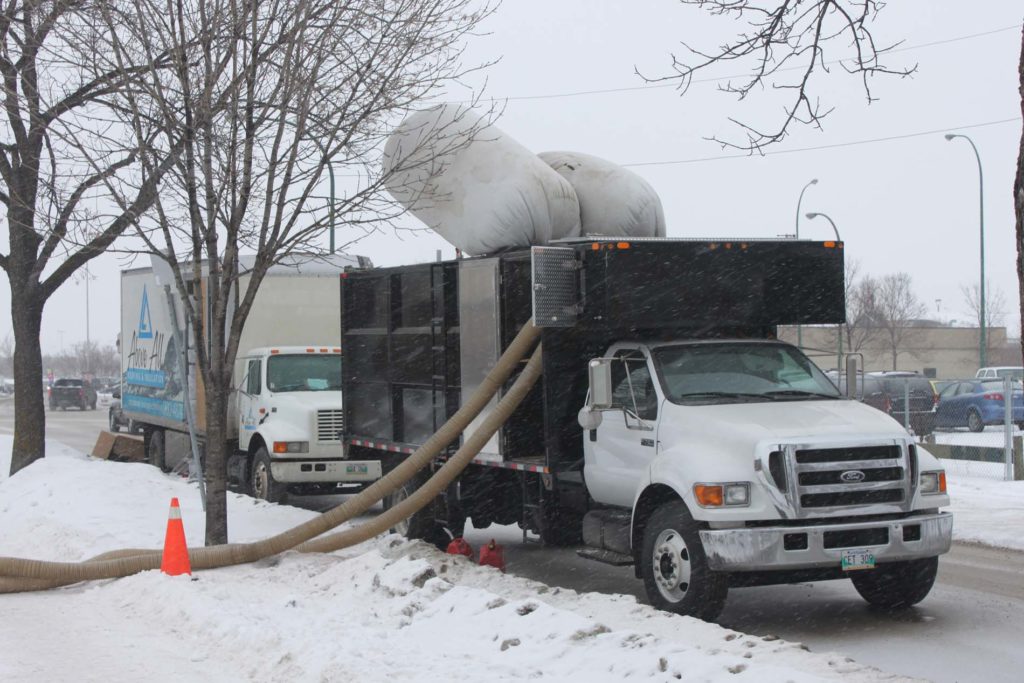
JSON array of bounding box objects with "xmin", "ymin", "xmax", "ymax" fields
[{"xmin": 5, "ymin": 401, "xmax": 1022, "ymax": 682}]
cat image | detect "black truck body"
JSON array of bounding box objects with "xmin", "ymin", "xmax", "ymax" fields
[{"xmin": 340, "ymin": 238, "xmax": 845, "ymax": 541}]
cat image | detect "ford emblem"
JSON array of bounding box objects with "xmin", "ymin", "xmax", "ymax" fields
[{"xmin": 840, "ymin": 470, "xmax": 866, "ymax": 483}]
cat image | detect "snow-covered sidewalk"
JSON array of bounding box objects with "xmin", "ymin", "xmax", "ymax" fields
[{"xmin": 0, "ymin": 438, "xmax": 917, "ymax": 682}]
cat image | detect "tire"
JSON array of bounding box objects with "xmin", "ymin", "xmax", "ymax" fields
[
  {"xmin": 850, "ymin": 556, "xmax": 939, "ymax": 610},
  {"xmin": 147, "ymin": 429, "xmax": 169, "ymax": 473},
  {"xmin": 640, "ymin": 500, "xmax": 729, "ymax": 622},
  {"xmin": 382, "ymin": 473, "xmax": 453, "ymax": 549},
  {"xmin": 109, "ymin": 410, "xmax": 120, "ymax": 433},
  {"xmin": 250, "ymin": 446, "xmax": 287, "ymax": 504},
  {"xmin": 967, "ymin": 409, "xmax": 984, "ymax": 433}
]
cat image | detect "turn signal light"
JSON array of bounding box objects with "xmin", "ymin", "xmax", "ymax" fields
[{"xmin": 694, "ymin": 484, "xmax": 724, "ymax": 507}]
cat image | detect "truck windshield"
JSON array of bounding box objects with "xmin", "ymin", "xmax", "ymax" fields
[
  {"xmin": 266, "ymin": 354, "xmax": 341, "ymax": 393},
  {"xmin": 652, "ymin": 342, "xmax": 841, "ymax": 405}
]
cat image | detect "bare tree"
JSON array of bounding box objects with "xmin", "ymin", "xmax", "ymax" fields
[
  {"xmin": 102, "ymin": 0, "xmax": 494, "ymax": 544},
  {"xmin": 653, "ymin": 9, "xmax": 1024, "ymax": 397},
  {"xmin": 646, "ymin": 1, "xmax": 913, "ymax": 150},
  {"xmin": 960, "ymin": 279, "xmax": 1009, "ymax": 366},
  {"xmin": 826, "ymin": 261, "xmax": 881, "ymax": 354},
  {"xmin": 873, "ymin": 272, "xmax": 926, "ymax": 370},
  {"xmin": 960, "ymin": 279, "xmax": 1007, "ymax": 328},
  {"xmin": 1, "ymin": 1, "xmax": 180, "ymax": 476}
]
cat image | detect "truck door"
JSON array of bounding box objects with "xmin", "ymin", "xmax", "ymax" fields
[
  {"xmin": 584, "ymin": 348, "xmax": 661, "ymax": 508},
  {"xmin": 238, "ymin": 358, "xmax": 262, "ymax": 451}
]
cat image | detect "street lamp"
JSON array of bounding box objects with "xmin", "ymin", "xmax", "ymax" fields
[
  {"xmin": 794, "ymin": 178, "xmax": 818, "ymax": 349},
  {"xmin": 805, "ymin": 212, "xmax": 841, "ymax": 241},
  {"xmin": 944, "ymin": 133, "xmax": 985, "ymax": 368},
  {"xmin": 806, "ymin": 212, "xmax": 843, "ymax": 368},
  {"xmin": 795, "ymin": 178, "xmax": 818, "ymax": 239}
]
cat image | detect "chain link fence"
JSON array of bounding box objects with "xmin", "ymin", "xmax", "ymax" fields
[{"xmin": 865, "ymin": 375, "xmax": 1022, "ymax": 481}]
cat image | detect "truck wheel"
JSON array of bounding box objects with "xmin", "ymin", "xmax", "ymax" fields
[
  {"xmin": 109, "ymin": 410, "xmax": 120, "ymax": 433},
  {"xmin": 147, "ymin": 429, "xmax": 169, "ymax": 473},
  {"xmin": 250, "ymin": 447, "xmax": 286, "ymax": 504},
  {"xmin": 640, "ymin": 500, "xmax": 728, "ymax": 622},
  {"xmin": 383, "ymin": 475, "xmax": 452, "ymax": 549},
  {"xmin": 849, "ymin": 556, "xmax": 938, "ymax": 610},
  {"xmin": 967, "ymin": 409, "xmax": 984, "ymax": 432}
]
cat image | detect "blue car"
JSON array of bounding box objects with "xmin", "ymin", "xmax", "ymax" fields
[{"xmin": 934, "ymin": 379, "xmax": 1024, "ymax": 432}]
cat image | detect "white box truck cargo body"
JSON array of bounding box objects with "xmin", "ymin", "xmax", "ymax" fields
[{"xmin": 120, "ymin": 254, "xmax": 382, "ymax": 501}]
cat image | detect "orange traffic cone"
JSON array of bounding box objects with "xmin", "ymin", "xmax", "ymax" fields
[{"xmin": 160, "ymin": 497, "xmax": 192, "ymax": 576}]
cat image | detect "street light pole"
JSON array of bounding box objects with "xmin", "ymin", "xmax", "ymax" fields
[
  {"xmin": 945, "ymin": 133, "xmax": 985, "ymax": 368},
  {"xmin": 805, "ymin": 212, "xmax": 841, "ymax": 241},
  {"xmin": 795, "ymin": 178, "xmax": 818, "ymax": 349},
  {"xmin": 795, "ymin": 178, "xmax": 818, "ymax": 240},
  {"xmin": 806, "ymin": 212, "xmax": 843, "ymax": 369}
]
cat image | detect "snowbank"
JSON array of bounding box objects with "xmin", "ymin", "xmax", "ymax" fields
[
  {"xmin": 0, "ymin": 436, "xmax": 913, "ymax": 681},
  {"xmin": 946, "ymin": 472, "xmax": 1024, "ymax": 552}
]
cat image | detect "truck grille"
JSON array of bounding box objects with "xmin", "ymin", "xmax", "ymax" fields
[
  {"xmin": 789, "ymin": 444, "xmax": 908, "ymax": 513},
  {"xmin": 316, "ymin": 409, "xmax": 344, "ymax": 443}
]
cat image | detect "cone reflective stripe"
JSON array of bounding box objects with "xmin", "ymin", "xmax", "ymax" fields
[{"xmin": 160, "ymin": 498, "xmax": 191, "ymax": 576}]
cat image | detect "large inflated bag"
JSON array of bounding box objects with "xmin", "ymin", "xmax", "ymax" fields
[
  {"xmin": 382, "ymin": 105, "xmax": 581, "ymax": 255},
  {"xmin": 539, "ymin": 151, "xmax": 666, "ymax": 238}
]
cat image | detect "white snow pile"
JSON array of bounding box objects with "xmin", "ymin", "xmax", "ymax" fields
[
  {"xmin": 1, "ymin": 438, "xmax": 915, "ymax": 682},
  {"xmin": 946, "ymin": 470, "xmax": 1024, "ymax": 552}
]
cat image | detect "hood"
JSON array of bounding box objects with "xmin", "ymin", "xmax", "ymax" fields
[
  {"xmin": 662, "ymin": 397, "xmax": 908, "ymax": 444},
  {"xmin": 265, "ymin": 390, "xmax": 343, "ymax": 412}
]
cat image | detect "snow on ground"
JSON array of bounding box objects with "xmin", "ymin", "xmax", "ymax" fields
[
  {"xmin": 946, "ymin": 469, "xmax": 1024, "ymax": 552},
  {"xmin": 0, "ymin": 438, "xmax": 914, "ymax": 682}
]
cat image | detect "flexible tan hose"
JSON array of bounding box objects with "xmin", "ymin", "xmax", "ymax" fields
[
  {"xmin": 299, "ymin": 345, "xmax": 542, "ymax": 553},
  {"xmin": 0, "ymin": 321, "xmax": 541, "ymax": 591}
]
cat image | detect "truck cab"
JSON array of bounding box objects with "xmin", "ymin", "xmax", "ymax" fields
[
  {"xmin": 582, "ymin": 338, "xmax": 951, "ymax": 619},
  {"xmin": 235, "ymin": 346, "xmax": 381, "ymax": 502}
]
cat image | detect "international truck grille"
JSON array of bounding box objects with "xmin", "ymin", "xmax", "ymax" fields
[
  {"xmin": 316, "ymin": 409, "xmax": 344, "ymax": 443},
  {"xmin": 791, "ymin": 444, "xmax": 908, "ymax": 512}
]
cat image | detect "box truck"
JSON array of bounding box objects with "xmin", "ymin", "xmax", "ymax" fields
[
  {"xmin": 339, "ymin": 238, "xmax": 952, "ymax": 620},
  {"xmin": 120, "ymin": 254, "xmax": 382, "ymax": 502}
]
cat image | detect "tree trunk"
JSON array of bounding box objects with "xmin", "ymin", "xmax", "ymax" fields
[
  {"xmin": 203, "ymin": 384, "xmax": 230, "ymax": 545},
  {"xmin": 1015, "ymin": 27, "xmax": 1024, "ymax": 371},
  {"xmin": 8, "ymin": 293, "xmax": 46, "ymax": 476}
]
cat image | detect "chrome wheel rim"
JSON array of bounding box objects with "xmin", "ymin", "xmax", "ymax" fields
[
  {"xmin": 252, "ymin": 460, "xmax": 269, "ymax": 500},
  {"xmin": 652, "ymin": 528, "xmax": 692, "ymax": 603},
  {"xmin": 968, "ymin": 411, "xmax": 982, "ymax": 431},
  {"xmin": 390, "ymin": 485, "xmax": 411, "ymax": 536}
]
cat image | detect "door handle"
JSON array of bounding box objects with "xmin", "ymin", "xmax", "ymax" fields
[{"xmin": 641, "ymin": 438, "xmax": 654, "ymax": 447}]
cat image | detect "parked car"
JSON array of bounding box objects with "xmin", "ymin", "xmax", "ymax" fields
[
  {"xmin": 868, "ymin": 372, "xmax": 938, "ymax": 435},
  {"xmin": 934, "ymin": 379, "xmax": 1024, "ymax": 432},
  {"xmin": 930, "ymin": 379, "xmax": 956, "ymax": 398},
  {"xmin": 48, "ymin": 378, "xmax": 97, "ymax": 411},
  {"xmin": 830, "ymin": 371, "xmax": 936, "ymax": 435},
  {"xmin": 107, "ymin": 386, "xmax": 139, "ymax": 433},
  {"xmin": 975, "ymin": 366, "xmax": 1024, "ymax": 380}
]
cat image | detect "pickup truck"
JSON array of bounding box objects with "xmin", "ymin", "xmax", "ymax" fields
[{"xmin": 48, "ymin": 378, "xmax": 97, "ymax": 411}]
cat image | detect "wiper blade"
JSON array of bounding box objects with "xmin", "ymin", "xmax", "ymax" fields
[
  {"xmin": 763, "ymin": 390, "xmax": 839, "ymax": 399},
  {"xmin": 676, "ymin": 391, "xmax": 777, "ymax": 401}
]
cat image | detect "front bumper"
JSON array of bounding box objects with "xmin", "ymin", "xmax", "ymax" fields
[
  {"xmin": 271, "ymin": 459, "xmax": 382, "ymax": 484},
  {"xmin": 700, "ymin": 511, "xmax": 953, "ymax": 571}
]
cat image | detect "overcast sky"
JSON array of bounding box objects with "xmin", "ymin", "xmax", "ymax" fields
[{"xmin": 2, "ymin": 0, "xmax": 1022, "ymax": 358}]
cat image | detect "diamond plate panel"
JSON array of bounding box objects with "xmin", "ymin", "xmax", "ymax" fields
[{"xmin": 531, "ymin": 247, "xmax": 579, "ymax": 327}]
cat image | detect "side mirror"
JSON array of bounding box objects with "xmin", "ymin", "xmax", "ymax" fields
[
  {"xmin": 588, "ymin": 358, "xmax": 614, "ymax": 409},
  {"xmin": 844, "ymin": 355, "xmax": 860, "ymax": 399},
  {"xmin": 577, "ymin": 406, "xmax": 603, "ymax": 431}
]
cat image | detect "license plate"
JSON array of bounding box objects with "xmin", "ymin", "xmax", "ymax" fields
[
  {"xmin": 841, "ymin": 548, "xmax": 876, "ymax": 571},
  {"xmin": 346, "ymin": 464, "xmax": 368, "ymax": 474}
]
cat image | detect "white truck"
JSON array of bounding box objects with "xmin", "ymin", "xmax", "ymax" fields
[
  {"xmin": 119, "ymin": 254, "xmax": 382, "ymax": 502},
  {"xmin": 339, "ymin": 238, "xmax": 953, "ymax": 621}
]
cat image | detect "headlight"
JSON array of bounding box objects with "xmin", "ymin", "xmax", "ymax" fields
[
  {"xmin": 273, "ymin": 441, "xmax": 309, "ymax": 454},
  {"xmin": 920, "ymin": 470, "xmax": 947, "ymax": 495},
  {"xmin": 694, "ymin": 482, "xmax": 750, "ymax": 507}
]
